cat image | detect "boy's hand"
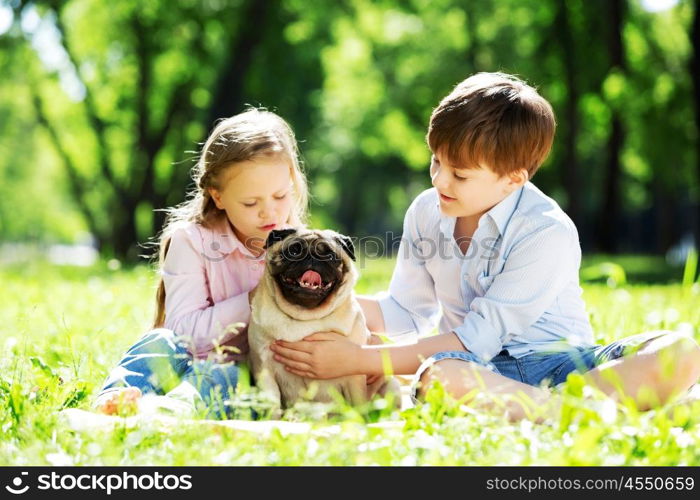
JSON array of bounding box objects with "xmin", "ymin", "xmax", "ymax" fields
[
  {"xmin": 365, "ymin": 334, "xmax": 384, "ymax": 384},
  {"xmin": 269, "ymin": 332, "xmax": 362, "ymax": 379}
]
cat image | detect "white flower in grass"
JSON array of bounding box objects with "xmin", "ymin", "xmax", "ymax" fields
[
  {"xmin": 670, "ymin": 427, "xmax": 693, "ymax": 448},
  {"xmin": 306, "ymin": 438, "xmax": 319, "ymax": 456},
  {"xmin": 46, "ymin": 451, "xmax": 73, "ymax": 466},
  {"xmin": 612, "ymin": 289, "xmax": 632, "ymax": 303},
  {"xmin": 664, "ymin": 308, "xmax": 680, "ymax": 325},
  {"xmin": 213, "ymin": 451, "xmax": 235, "ymax": 465},
  {"xmin": 408, "ymin": 429, "xmax": 440, "ymax": 450},
  {"xmin": 599, "ymin": 399, "xmax": 617, "ymax": 424},
  {"xmin": 562, "ymin": 432, "xmax": 574, "ymax": 447},
  {"xmin": 86, "ymin": 443, "xmax": 102, "ymax": 457},
  {"xmin": 675, "ymin": 323, "xmax": 694, "ymax": 336},
  {"xmin": 125, "ymin": 431, "xmax": 144, "ymax": 447},
  {"xmin": 644, "ymin": 311, "xmax": 662, "ymax": 327}
]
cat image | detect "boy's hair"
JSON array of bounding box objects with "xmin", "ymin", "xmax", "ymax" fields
[
  {"xmin": 427, "ymin": 72, "xmax": 556, "ymax": 178},
  {"xmin": 151, "ymin": 107, "xmax": 309, "ymax": 328}
]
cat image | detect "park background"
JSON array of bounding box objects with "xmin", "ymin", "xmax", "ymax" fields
[
  {"xmin": 1, "ymin": 0, "xmax": 700, "ymax": 466},
  {"xmin": 1, "ymin": 0, "xmax": 699, "ymax": 261}
]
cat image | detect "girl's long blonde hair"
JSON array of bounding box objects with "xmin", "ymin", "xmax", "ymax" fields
[{"xmin": 152, "ymin": 108, "xmax": 309, "ymax": 328}]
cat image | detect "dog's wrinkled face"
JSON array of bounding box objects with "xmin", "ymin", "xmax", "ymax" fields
[{"xmin": 265, "ymin": 229, "xmax": 355, "ymax": 309}]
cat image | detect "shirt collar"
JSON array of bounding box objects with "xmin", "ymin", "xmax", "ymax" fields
[
  {"xmin": 436, "ymin": 184, "xmax": 524, "ymax": 238},
  {"xmin": 485, "ymin": 184, "xmax": 524, "ymax": 235}
]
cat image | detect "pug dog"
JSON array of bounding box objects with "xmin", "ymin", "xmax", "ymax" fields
[{"xmin": 248, "ymin": 227, "xmax": 386, "ymax": 409}]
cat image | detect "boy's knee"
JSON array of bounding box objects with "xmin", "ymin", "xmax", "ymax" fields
[
  {"xmin": 669, "ymin": 334, "xmax": 700, "ymax": 379},
  {"xmin": 654, "ymin": 332, "xmax": 700, "ymax": 362},
  {"xmin": 637, "ymin": 330, "xmax": 696, "ymax": 353},
  {"xmin": 644, "ymin": 332, "xmax": 700, "ymax": 394}
]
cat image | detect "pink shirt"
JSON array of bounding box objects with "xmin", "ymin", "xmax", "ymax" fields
[{"xmin": 162, "ymin": 218, "xmax": 266, "ymax": 359}]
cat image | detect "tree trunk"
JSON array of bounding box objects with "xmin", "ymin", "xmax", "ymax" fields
[
  {"xmin": 465, "ymin": 0, "xmax": 479, "ymax": 71},
  {"xmin": 28, "ymin": 1, "xmax": 273, "ymax": 262},
  {"xmin": 598, "ymin": 0, "xmax": 625, "ymax": 253},
  {"xmin": 691, "ymin": 0, "xmax": 700, "ymax": 245},
  {"xmin": 556, "ymin": 0, "xmax": 582, "ymax": 228},
  {"xmin": 600, "ymin": 118, "xmax": 623, "ymax": 252},
  {"xmin": 337, "ymin": 167, "xmax": 362, "ymax": 235},
  {"xmin": 204, "ymin": 0, "xmax": 271, "ymax": 131},
  {"xmin": 111, "ymin": 205, "xmax": 139, "ymax": 260},
  {"xmin": 652, "ymin": 183, "xmax": 677, "ymax": 254}
]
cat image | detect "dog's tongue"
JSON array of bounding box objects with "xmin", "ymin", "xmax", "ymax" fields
[{"xmin": 299, "ymin": 270, "xmax": 322, "ymax": 288}]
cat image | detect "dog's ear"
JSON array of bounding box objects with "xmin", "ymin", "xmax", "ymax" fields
[
  {"xmin": 335, "ymin": 235, "xmax": 356, "ymax": 261},
  {"xmin": 264, "ymin": 228, "xmax": 297, "ymax": 249}
]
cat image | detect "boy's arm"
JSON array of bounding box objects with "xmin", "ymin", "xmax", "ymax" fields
[
  {"xmin": 271, "ymin": 331, "xmax": 466, "ymax": 378},
  {"xmin": 362, "ymin": 332, "xmax": 466, "ymax": 375},
  {"xmin": 452, "ymin": 222, "xmax": 577, "ymax": 362},
  {"xmin": 356, "ymin": 296, "xmax": 385, "ymax": 333},
  {"xmin": 369, "ymin": 194, "xmax": 441, "ymax": 339}
]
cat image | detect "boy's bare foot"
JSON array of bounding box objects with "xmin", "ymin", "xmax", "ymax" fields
[{"xmin": 95, "ymin": 387, "xmax": 142, "ymax": 415}]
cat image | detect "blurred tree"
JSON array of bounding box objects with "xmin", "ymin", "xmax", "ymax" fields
[
  {"xmin": 302, "ymin": 0, "xmax": 562, "ymax": 236},
  {"xmin": 554, "ymin": 0, "xmax": 583, "ymax": 228},
  {"xmin": 620, "ymin": 0, "xmax": 696, "ymax": 252},
  {"xmin": 691, "ymin": 0, "xmax": 700, "ymax": 242},
  {"xmin": 598, "ymin": 0, "xmax": 627, "ymax": 253},
  {"xmin": 12, "ymin": 0, "xmax": 325, "ymax": 259},
  {"xmin": 1, "ymin": 0, "xmax": 697, "ymax": 259}
]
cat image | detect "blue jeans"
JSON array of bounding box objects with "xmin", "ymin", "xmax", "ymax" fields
[
  {"xmin": 412, "ymin": 330, "xmax": 671, "ymax": 401},
  {"xmin": 97, "ymin": 328, "xmax": 239, "ymax": 418}
]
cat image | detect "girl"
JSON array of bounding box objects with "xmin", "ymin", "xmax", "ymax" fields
[{"xmin": 93, "ymin": 108, "xmax": 309, "ymax": 418}]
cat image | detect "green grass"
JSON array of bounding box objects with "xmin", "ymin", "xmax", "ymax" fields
[{"xmin": 1, "ymin": 255, "xmax": 699, "ymax": 465}]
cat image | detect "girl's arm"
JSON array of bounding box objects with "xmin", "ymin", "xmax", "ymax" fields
[
  {"xmin": 270, "ymin": 331, "xmax": 466, "ymax": 378},
  {"xmin": 162, "ymin": 226, "xmax": 250, "ymax": 358}
]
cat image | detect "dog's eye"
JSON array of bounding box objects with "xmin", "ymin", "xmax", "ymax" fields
[
  {"xmin": 285, "ymin": 242, "xmax": 305, "ymax": 259},
  {"xmin": 313, "ymin": 242, "xmax": 336, "ymax": 260}
]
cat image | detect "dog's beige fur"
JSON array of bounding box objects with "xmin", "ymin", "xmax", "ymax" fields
[{"xmin": 248, "ymin": 229, "xmax": 369, "ymax": 409}]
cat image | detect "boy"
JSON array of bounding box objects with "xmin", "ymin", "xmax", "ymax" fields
[{"xmin": 270, "ymin": 72, "xmax": 700, "ymax": 421}]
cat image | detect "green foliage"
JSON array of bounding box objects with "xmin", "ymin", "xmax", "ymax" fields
[
  {"xmin": 682, "ymin": 249, "xmax": 698, "ymax": 287},
  {"xmin": 581, "ymin": 261, "xmax": 628, "ymax": 287},
  {"xmin": 1, "ymin": 257, "xmax": 699, "ymax": 465},
  {"xmin": 0, "ymin": 0, "xmax": 696, "ymax": 255}
]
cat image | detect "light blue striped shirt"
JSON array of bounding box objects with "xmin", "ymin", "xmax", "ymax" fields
[{"xmin": 377, "ymin": 183, "xmax": 595, "ymax": 362}]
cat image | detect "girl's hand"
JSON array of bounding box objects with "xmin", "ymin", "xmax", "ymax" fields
[
  {"xmin": 215, "ymin": 329, "xmax": 249, "ymax": 363},
  {"xmin": 367, "ymin": 334, "xmax": 384, "ymax": 345},
  {"xmin": 269, "ymin": 332, "xmax": 362, "ymax": 379}
]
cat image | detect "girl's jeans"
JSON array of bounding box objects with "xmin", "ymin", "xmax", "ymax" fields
[{"xmin": 96, "ymin": 328, "xmax": 239, "ymax": 418}]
